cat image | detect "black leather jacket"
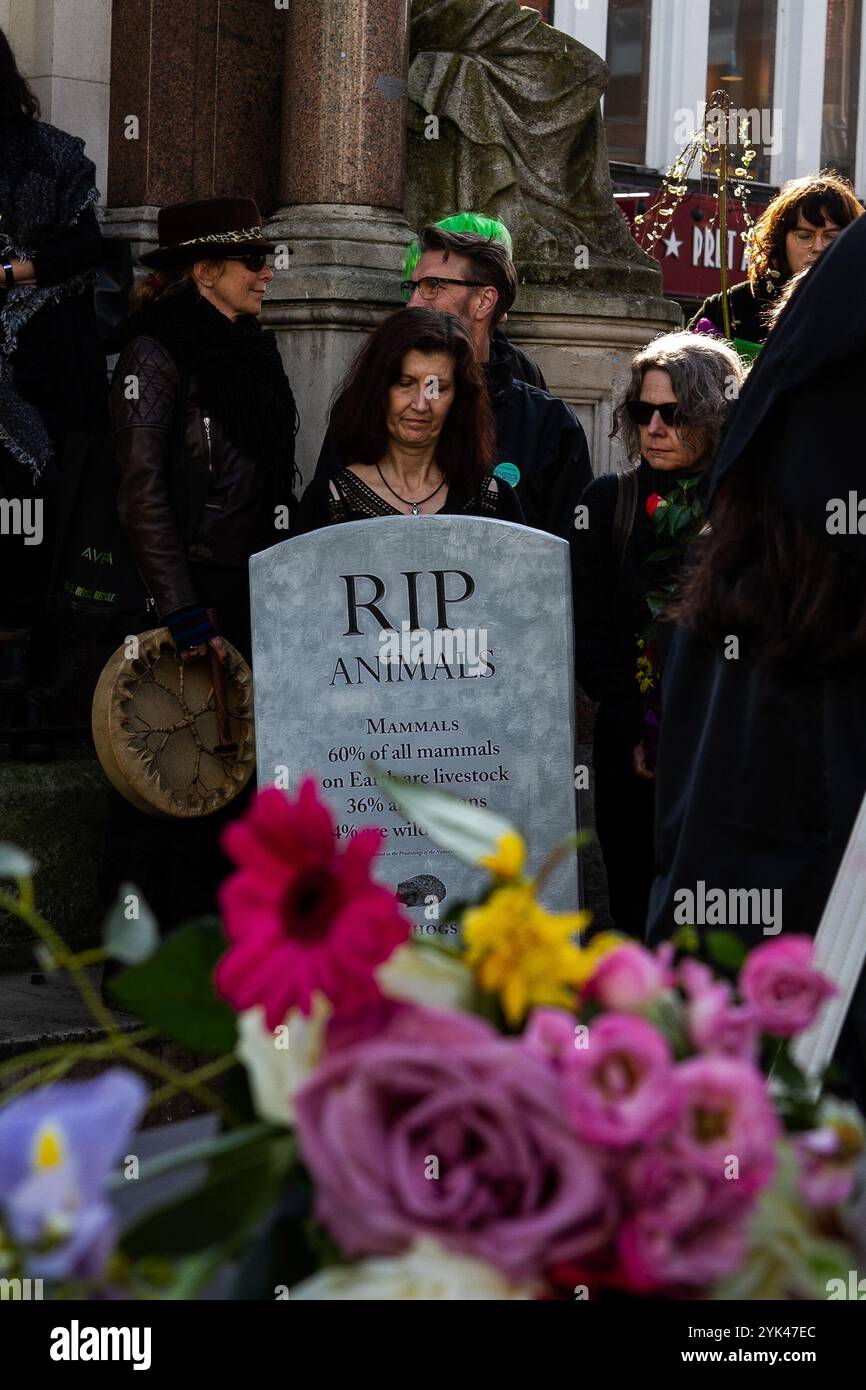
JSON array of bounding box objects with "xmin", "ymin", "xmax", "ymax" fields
[{"xmin": 110, "ymin": 334, "xmax": 270, "ymax": 617}]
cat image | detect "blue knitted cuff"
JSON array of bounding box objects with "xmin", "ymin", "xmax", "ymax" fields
[{"xmin": 165, "ymin": 605, "xmax": 217, "ymax": 651}]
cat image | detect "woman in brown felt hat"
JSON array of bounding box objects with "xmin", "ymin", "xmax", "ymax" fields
[{"xmin": 102, "ymin": 196, "xmax": 299, "ymax": 933}]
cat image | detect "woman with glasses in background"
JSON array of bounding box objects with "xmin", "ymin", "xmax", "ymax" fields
[
  {"xmin": 688, "ymin": 170, "xmax": 862, "ymax": 346},
  {"xmin": 571, "ymin": 331, "xmax": 744, "ymax": 937}
]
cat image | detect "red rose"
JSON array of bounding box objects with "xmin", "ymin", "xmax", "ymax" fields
[{"xmin": 646, "ymin": 493, "xmax": 665, "ymax": 518}]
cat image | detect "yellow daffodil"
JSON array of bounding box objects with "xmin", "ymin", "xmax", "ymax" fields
[
  {"xmin": 462, "ymin": 882, "xmax": 591, "ymax": 1025},
  {"xmin": 477, "ymin": 831, "xmax": 527, "ymax": 882}
]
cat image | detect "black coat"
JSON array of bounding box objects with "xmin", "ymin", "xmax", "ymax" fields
[
  {"xmin": 572, "ymin": 457, "xmax": 689, "ymax": 748},
  {"xmin": 647, "ymin": 633, "xmax": 866, "ymax": 947},
  {"xmin": 651, "ymin": 218, "xmax": 866, "ymax": 1102},
  {"xmin": 687, "ymin": 278, "xmax": 776, "ymax": 345}
]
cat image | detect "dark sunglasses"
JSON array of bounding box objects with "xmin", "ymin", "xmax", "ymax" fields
[
  {"xmin": 626, "ymin": 400, "xmax": 681, "ymax": 427},
  {"xmin": 226, "ymin": 252, "xmax": 270, "ymax": 272}
]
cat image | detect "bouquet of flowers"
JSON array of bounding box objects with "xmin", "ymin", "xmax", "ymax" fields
[{"xmin": 0, "ymin": 780, "xmax": 861, "ymax": 1301}]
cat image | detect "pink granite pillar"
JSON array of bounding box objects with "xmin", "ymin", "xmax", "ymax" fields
[{"xmin": 279, "ymin": 0, "xmax": 409, "ymax": 210}]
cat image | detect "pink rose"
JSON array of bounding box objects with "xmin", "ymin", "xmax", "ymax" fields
[
  {"xmin": 584, "ymin": 943, "xmax": 672, "ymax": 1012},
  {"xmin": 618, "ymin": 1211, "xmax": 748, "ymax": 1290},
  {"xmin": 794, "ymin": 1127, "xmax": 860, "ymax": 1209},
  {"xmin": 294, "ymin": 1033, "xmax": 610, "ymax": 1282},
  {"xmin": 624, "ymin": 1146, "xmax": 737, "ymax": 1234},
  {"xmin": 680, "ymin": 960, "xmax": 759, "ymax": 1060},
  {"xmin": 739, "ymin": 937, "xmax": 836, "ymax": 1038},
  {"xmin": 522, "ymin": 1008, "xmax": 578, "ymax": 1073},
  {"xmin": 673, "ymin": 1055, "xmax": 780, "ymax": 1195},
  {"xmin": 562, "ymin": 1014, "xmax": 682, "ymax": 1149}
]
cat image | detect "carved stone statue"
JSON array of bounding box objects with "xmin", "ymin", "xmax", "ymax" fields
[{"xmin": 406, "ymin": 0, "xmax": 660, "ymax": 293}]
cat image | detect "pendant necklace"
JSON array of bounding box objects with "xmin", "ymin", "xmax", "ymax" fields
[{"xmin": 376, "ymin": 463, "xmax": 445, "ymax": 515}]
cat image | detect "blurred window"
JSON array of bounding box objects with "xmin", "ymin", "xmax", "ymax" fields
[
  {"xmin": 822, "ymin": 0, "xmax": 862, "ymax": 184},
  {"xmin": 605, "ymin": 0, "xmax": 653, "ymax": 164},
  {"xmin": 706, "ymin": 0, "xmax": 778, "ymax": 183}
]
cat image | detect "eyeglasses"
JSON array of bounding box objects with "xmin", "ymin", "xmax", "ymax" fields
[
  {"xmin": 790, "ymin": 226, "xmax": 840, "ymax": 248},
  {"xmin": 400, "ymin": 275, "xmax": 489, "ymax": 302},
  {"xmin": 627, "ymin": 400, "xmax": 681, "ymax": 427},
  {"xmin": 226, "ymin": 252, "xmax": 270, "ymax": 272}
]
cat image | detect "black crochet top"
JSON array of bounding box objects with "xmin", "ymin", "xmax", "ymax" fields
[{"xmin": 295, "ymin": 468, "xmax": 524, "ymax": 532}]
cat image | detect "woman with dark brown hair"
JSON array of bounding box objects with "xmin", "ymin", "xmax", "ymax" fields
[
  {"xmin": 296, "ymin": 308, "xmax": 522, "ymax": 528},
  {"xmin": 649, "ymin": 215, "xmax": 866, "ymax": 1101},
  {"xmin": 688, "ymin": 170, "xmax": 862, "ymax": 344}
]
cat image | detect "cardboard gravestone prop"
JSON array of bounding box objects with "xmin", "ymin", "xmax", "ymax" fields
[{"xmin": 250, "ymin": 516, "xmax": 578, "ymax": 928}]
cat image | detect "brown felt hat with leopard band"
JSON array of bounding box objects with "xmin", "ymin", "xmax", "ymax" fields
[{"xmin": 139, "ymin": 197, "xmax": 276, "ymax": 271}]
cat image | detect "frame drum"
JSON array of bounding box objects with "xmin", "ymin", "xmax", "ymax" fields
[{"xmin": 92, "ymin": 628, "xmax": 255, "ymax": 817}]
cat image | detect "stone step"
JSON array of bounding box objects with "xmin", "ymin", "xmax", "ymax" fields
[{"xmin": 0, "ymin": 757, "xmax": 110, "ymax": 972}]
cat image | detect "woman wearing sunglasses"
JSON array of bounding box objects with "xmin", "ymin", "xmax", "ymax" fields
[
  {"xmin": 104, "ymin": 197, "xmax": 298, "ymax": 932},
  {"xmin": 110, "ymin": 197, "xmax": 298, "ymax": 666},
  {"xmin": 571, "ymin": 330, "xmax": 744, "ymax": 938}
]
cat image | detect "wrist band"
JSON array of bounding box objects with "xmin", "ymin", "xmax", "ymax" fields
[
  {"xmin": 165, "ymin": 605, "xmax": 218, "ymax": 651},
  {"xmin": 1, "ymin": 262, "xmax": 15, "ymax": 289}
]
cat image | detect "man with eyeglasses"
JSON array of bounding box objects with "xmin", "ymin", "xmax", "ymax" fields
[{"xmin": 315, "ymin": 219, "xmax": 592, "ymax": 544}]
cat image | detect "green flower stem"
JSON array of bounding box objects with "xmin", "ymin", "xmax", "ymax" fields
[
  {"xmin": 104, "ymin": 1122, "xmax": 276, "ymax": 1193},
  {"xmin": 145, "ymin": 1053, "xmax": 240, "ymax": 1112},
  {"xmin": 1, "ymin": 1055, "xmax": 82, "ymax": 1104},
  {"xmin": 0, "ymin": 884, "xmax": 120, "ymax": 1040},
  {"xmin": 67, "ymin": 947, "xmax": 109, "ymax": 969},
  {"xmin": 0, "ymin": 1029, "xmax": 156, "ymax": 1083},
  {"xmin": 0, "ymin": 884, "xmax": 235, "ymax": 1121},
  {"xmin": 535, "ymin": 831, "xmax": 593, "ymax": 897},
  {"xmin": 123, "ymin": 1044, "xmax": 237, "ymax": 1122}
]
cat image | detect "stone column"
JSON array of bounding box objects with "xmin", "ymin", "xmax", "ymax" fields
[
  {"xmin": 265, "ymin": 0, "xmax": 413, "ymax": 483},
  {"xmin": 102, "ymin": 0, "xmax": 284, "ymax": 258}
]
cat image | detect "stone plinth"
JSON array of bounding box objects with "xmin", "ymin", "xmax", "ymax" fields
[
  {"xmin": 263, "ymin": 276, "xmax": 681, "ymax": 486},
  {"xmin": 504, "ymin": 285, "xmax": 683, "ymax": 476},
  {"xmin": 262, "ymin": 204, "xmax": 412, "ymax": 483}
]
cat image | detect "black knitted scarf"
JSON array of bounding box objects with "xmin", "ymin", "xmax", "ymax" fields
[{"xmin": 121, "ymin": 284, "xmax": 299, "ymax": 495}]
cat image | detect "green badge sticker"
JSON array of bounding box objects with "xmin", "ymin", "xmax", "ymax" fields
[{"xmin": 494, "ymin": 461, "xmax": 521, "ymax": 487}]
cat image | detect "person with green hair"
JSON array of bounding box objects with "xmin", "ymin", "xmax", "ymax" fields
[
  {"xmin": 315, "ymin": 217, "xmax": 592, "ymax": 546},
  {"xmin": 401, "ymin": 213, "xmax": 545, "ymax": 393}
]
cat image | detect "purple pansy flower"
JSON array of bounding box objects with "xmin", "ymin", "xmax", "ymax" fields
[{"xmin": 0, "ymin": 1070, "xmax": 147, "ymax": 1281}]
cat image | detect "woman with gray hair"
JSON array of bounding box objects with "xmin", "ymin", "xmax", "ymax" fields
[{"xmin": 571, "ymin": 330, "xmax": 745, "ymax": 937}]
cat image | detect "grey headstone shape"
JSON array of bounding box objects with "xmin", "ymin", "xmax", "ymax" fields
[{"xmin": 250, "ymin": 516, "xmax": 578, "ymax": 931}]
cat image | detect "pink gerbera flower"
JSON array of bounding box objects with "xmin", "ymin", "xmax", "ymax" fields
[{"xmin": 214, "ymin": 780, "xmax": 410, "ymax": 1028}]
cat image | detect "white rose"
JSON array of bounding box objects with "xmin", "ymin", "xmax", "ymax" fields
[
  {"xmin": 377, "ymin": 943, "xmax": 475, "ymax": 1013},
  {"xmin": 239, "ymin": 948, "xmax": 474, "ymax": 1128},
  {"xmin": 236, "ymin": 995, "xmax": 329, "ymax": 1127},
  {"xmin": 289, "ymin": 1238, "xmax": 539, "ymax": 1300}
]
